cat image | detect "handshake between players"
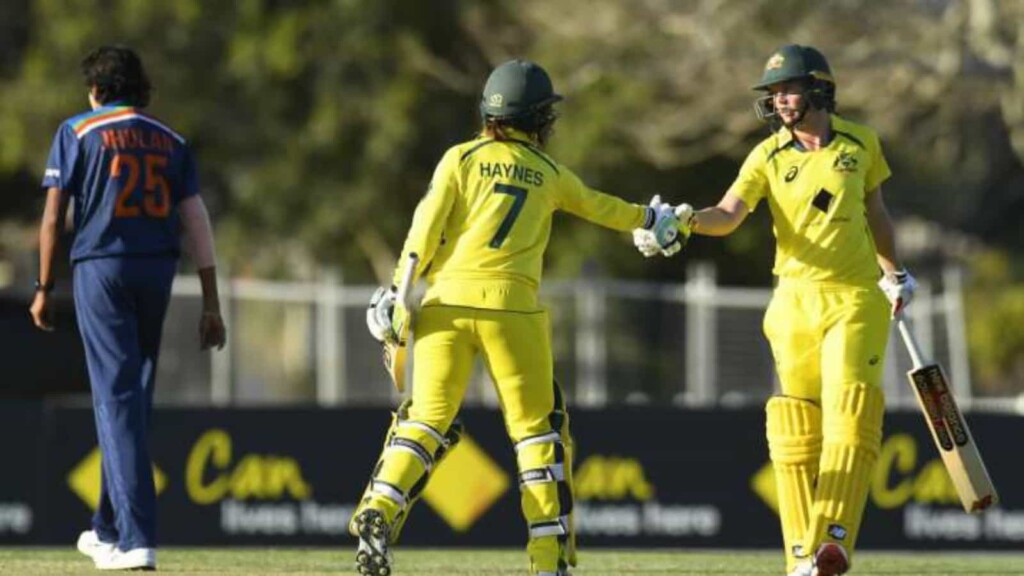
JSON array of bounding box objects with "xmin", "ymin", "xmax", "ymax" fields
[{"xmin": 631, "ymin": 195, "xmax": 696, "ymax": 258}]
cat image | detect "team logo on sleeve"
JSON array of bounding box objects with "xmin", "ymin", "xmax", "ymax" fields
[
  {"xmin": 832, "ymin": 151, "xmax": 859, "ymax": 173},
  {"xmin": 45, "ymin": 168, "xmax": 60, "ymax": 179}
]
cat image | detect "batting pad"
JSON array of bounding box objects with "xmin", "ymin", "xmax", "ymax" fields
[
  {"xmin": 516, "ymin": 432, "xmax": 571, "ymax": 575},
  {"xmin": 388, "ymin": 418, "xmax": 464, "ymax": 542},
  {"xmin": 766, "ymin": 396, "xmax": 823, "ymax": 572},
  {"xmin": 552, "ymin": 382, "xmax": 578, "ymax": 568},
  {"xmin": 805, "ymin": 382, "xmax": 884, "ymax": 561},
  {"xmin": 351, "ymin": 401, "xmax": 462, "ymax": 542}
]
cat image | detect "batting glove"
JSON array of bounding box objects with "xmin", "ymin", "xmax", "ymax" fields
[
  {"xmin": 649, "ymin": 195, "xmax": 680, "ymax": 245},
  {"xmin": 366, "ymin": 285, "xmax": 398, "ymax": 342},
  {"xmin": 634, "ymin": 197, "xmax": 695, "ymax": 258},
  {"xmin": 674, "ymin": 202, "xmax": 695, "ymax": 242},
  {"xmin": 632, "ymin": 227, "xmax": 662, "ymax": 257},
  {"xmin": 878, "ymin": 268, "xmax": 918, "ymax": 317}
]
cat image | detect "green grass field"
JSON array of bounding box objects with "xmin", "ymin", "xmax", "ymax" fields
[{"xmin": 1, "ymin": 548, "xmax": 1023, "ymax": 575}]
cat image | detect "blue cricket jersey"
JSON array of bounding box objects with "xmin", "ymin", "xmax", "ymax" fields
[{"xmin": 41, "ymin": 104, "xmax": 199, "ymax": 263}]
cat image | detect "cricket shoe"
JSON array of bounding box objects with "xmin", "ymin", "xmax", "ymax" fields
[
  {"xmin": 787, "ymin": 560, "xmax": 813, "ymax": 576},
  {"xmin": 94, "ymin": 547, "xmax": 156, "ymax": 571},
  {"xmin": 812, "ymin": 543, "xmax": 849, "ymax": 576},
  {"xmin": 354, "ymin": 509, "xmax": 393, "ymax": 576},
  {"xmin": 77, "ymin": 530, "xmax": 116, "ymax": 561}
]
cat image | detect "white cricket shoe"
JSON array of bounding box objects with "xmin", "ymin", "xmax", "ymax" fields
[
  {"xmin": 788, "ymin": 560, "xmax": 814, "ymax": 576},
  {"xmin": 94, "ymin": 547, "xmax": 156, "ymax": 571},
  {"xmin": 76, "ymin": 530, "xmax": 116, "ymax": 561},
  {"xmin": 354, "ymin": 509, "xmax": 393, "ymax": 576}
]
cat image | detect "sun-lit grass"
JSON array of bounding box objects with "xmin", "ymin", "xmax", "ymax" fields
[{"xmin": 0, "ymin": 547, "xmax": 1022, "ymax": 575}]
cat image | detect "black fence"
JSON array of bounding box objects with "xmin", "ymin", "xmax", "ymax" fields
[{"xmin": 1, "ymin": 402, "xmax": 1021, "ymax": 550}]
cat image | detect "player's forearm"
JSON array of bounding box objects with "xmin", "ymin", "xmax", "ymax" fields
[
  {"xmin": 179, "ymin": 195, "xmax": 217, "ymax": 269},
  {"xmin": 178, "ymin": 196, "xmax": 221, "ymax": 312},
  {"xmin": 394, "ymin": 207, "xmax": 441, "ymax": 285},
  {"xmin": 691, "ymin": 206, "xmax": 742, "ymax": 237},
  {"xmin": 197, "ymin": 267, "xmax": 221, "ymax": 314},
  {"xmin": 872, "ymin": 224, "xmax": 902, "ymax": 275},
  {"xmin": 37, "ymin": 189, "xmax": 65, "ymax": 285},
  {"xmin": 392, "ymin": 190, "xmax": 453, "ymax": 286},
  {"xmin": 865, "ymin": 190, "xmax": 903, "ymax": 274},
  {"xmin": 559, "ymin": 183, "xmax": 650, "ymax": 232}
]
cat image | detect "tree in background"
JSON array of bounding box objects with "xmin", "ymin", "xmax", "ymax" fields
[
  {"xmin": 0, "ymin": 0, "xmax": 1022, "ymax": 390},
  {"xmin": 0, "ymin": 0, "xmax": 499, "ymax": 281}
]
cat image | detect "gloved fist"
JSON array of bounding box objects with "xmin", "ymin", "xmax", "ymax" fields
[
  {"xmin": 649, "ymin": 195, "xmax": 680, "ymax": 249},
  {"xmin": 878, "ymin": 269, "xmax": 918, "ymax": 317},
  {"xmin": 366, "ymin": 285, "xmax": 398, "ymax": 342},
  {"xmin": 633, "ymin": 227, "xmax": 662, "ymax": 258},
  {"xmin": 674, "ymin": 202, "xmax": 695, "ymax": 241},
  {"xmin": 633, "ymin": 196, "xmax": 695, "ymax": 258}
]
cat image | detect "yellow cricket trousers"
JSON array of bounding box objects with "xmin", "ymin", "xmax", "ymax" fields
[
  {"xmin": 763, "ymin": 279, "xmax": 890, "ymax": 571},
  {"xmin": 359, "ymin": 304, "xmax": 575, "ymax": 575}
]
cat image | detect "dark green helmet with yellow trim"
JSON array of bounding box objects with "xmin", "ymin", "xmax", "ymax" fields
[{"xmin": 752, "ymin": 44, "xmax": 837, "ymax": 123}]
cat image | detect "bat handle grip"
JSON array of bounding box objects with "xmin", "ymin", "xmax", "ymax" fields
[
  {"xmin": 896, "ymin": 314, "xmax": 927, "ymax": 369},
  {"xmin": 395, "ymin": 252, "xmax": 419, "ymax": 309}
]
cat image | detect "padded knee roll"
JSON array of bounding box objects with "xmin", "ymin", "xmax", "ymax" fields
[
  {"xmin": 766, "ymin": 396, "xmax": 823, "ymax": 572},
  {"xmin": 805, "ymin": 383, "xmax": 884, "ymax": 561}
]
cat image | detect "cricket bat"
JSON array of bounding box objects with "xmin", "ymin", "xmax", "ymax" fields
[
  {"xmin": 896, "ymin": 315, "xmax": 998, "ymax": 512},
  {"xmin": 382, "ymin": 252, "xmax": 419, "ymax": 393}
]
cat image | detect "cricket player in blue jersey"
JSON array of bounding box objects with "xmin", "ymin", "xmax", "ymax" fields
[{"xmin": 29, "ymin": 46, "xmax": 226, "ymax": 571}]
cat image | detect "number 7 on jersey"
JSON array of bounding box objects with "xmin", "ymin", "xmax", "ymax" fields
[{"xmin": 489, "ymin": 184, "xmax": 528, "ymax": 248}]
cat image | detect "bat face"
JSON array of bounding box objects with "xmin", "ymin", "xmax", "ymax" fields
[
  {"xmin": 909, "ymin": 364, "xmax": 967, "ymax": 451},
  {"xmin": 907, "ymin": 363, "xmax": 998, "ymax": 512},
  {"xmin": 384, "ymin": 339, "xmax": 407, "ymax": 393},
  {"xmin": 382, "ymin": 251, "xmax": 419, "ymax": 394},
  {"xmin": 384, "ymin": 304, "xmax": 412, "ymax": 393}
]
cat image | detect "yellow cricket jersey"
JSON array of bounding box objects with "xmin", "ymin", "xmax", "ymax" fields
[
  {"xmin": 727, "ymin": 115, "xmax": 891, "ymax": 286},
  {"xmin": 393, "ymin": 129, "xmax": 650, "ymax": 312}
]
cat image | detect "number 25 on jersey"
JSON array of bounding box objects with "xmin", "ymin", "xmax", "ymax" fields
[{"xmin": 111, "ymin": 152, "xmax": 170, "ymax": 218}]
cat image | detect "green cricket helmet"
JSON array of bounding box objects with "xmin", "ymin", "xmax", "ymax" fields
[
  {"xmin": 752, "ymin": 44, "xmax": 837, "ymax": 122},
  {"xmin": 752, "ymin": 44, "xmax": 834, "ymax": 90},
  {"xmin": 479, "ymin": 59, "xmax": 563, "ymax": 121}
]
